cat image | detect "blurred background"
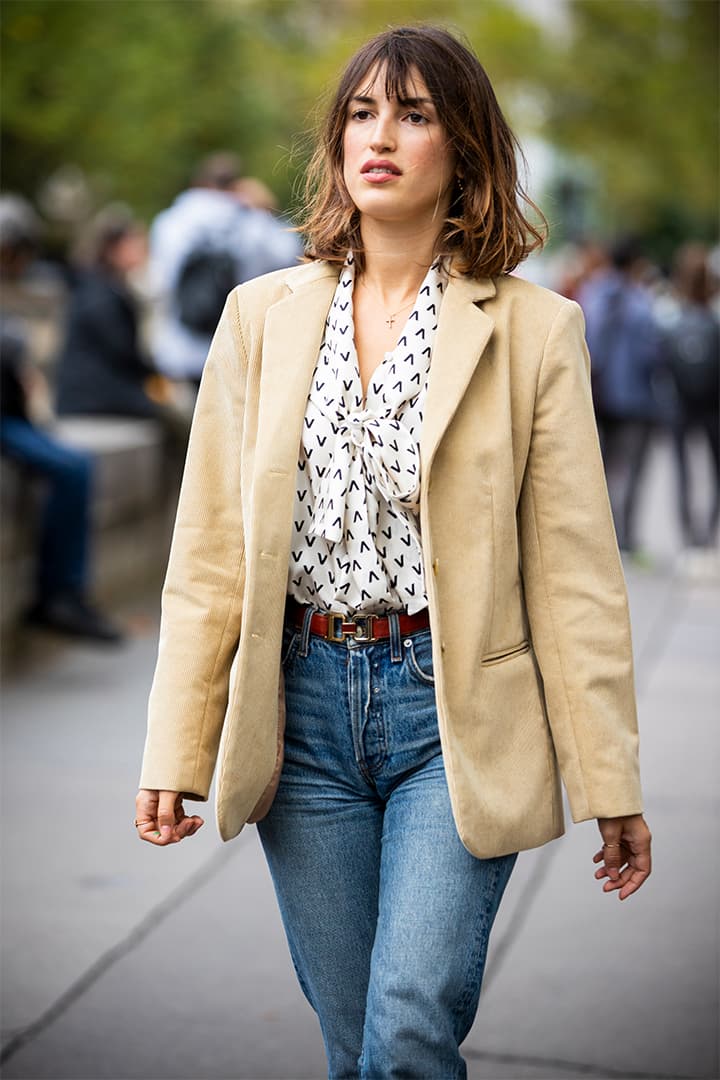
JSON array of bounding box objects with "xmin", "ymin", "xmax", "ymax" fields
[
  {"xmin": 1, "ymin": 2, "xmax": 718, "ymax": 1078},
  {"xmin": 2, "ymin": 0, "xmax": 717, "ymax": 243}
]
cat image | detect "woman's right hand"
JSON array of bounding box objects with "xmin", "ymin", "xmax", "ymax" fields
[{"xmin": 135, "ymin": 788, "xmax": 204, "ymax": 845}]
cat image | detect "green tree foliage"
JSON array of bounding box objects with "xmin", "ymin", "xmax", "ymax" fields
[
  {"xmin": 544, "ymin": 0, "xmax": 718, "ymax": 240},
  {"xmin": 1, "ymin": 0, "xmax": 308, "ymax": 216},
  {"xmin": 1, "ymin": 0, "xmax": 717, "ymax": 244}
]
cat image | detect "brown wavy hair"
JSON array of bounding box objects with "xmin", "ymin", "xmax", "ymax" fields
[{"xmin": 298, "ymin": 24, "xmax": 547, "ymax": 278}]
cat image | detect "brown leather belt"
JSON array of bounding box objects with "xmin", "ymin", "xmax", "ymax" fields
[{"xmin": 287, "ymin": 598, "xmax": 430, "ymax": 644}]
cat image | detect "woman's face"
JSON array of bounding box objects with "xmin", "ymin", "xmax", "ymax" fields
[
  {"xmin": 342, "ymin": 65, "xmax": 456, "ymax": 229},
  {"xmin": 108, "ymin": 227, "xmax": 147, "ymax": 275}
]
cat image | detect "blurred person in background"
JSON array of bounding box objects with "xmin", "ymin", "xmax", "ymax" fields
[
  {"xmin": 578, "ymin": 236, "xmax": 665, "ymax": 554},
  {"xmin": 556, "ymin": 237, "xmax": 608, "ymax": 303},
  {"xmin": 234, "ymin": 175, "xmax": 281, "ymax": 213},
  {"xmin": 136, "ymin": 26, "xmax": 651, "ymax": 1077},
  {"xmin": 148, "ymin": 151, "xmax": 302, "ymax": 385},
  {"xmin": 233, "ymin": 175, "xmax": 302, "ymax": 263},
  {"xmin": 55, "ymin": 205, "xmax": 156, "ymax": 418},
  {"xmin": 54, "ymin": 204, "xmax": 191, "ymax": 454},
  {"xmin": 661, "ymin": 243, "xmax": 719, "ymax": 548},
  {"xmin": 0, "ymin": 195, "xmax": 123, "ymax": 643}
]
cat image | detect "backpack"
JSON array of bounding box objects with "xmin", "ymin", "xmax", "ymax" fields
[
  {"xmin": 664, "ymin": 307, "xmax": 720, "ymax": 405},
  {"xmin": 174, "ymin": 245, "xmax": 238, "ymax": 335}
]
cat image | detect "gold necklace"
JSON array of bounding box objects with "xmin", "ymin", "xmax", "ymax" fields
[{"xmin": 358, "ymin": 279, "xmax": 421, "ymax": 329}]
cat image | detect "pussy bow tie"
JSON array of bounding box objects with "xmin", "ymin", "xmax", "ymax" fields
[
  {"xmin": 311, "ymin": 406, "xmax": 420, "ymax": 544},
  {"xmin": 307, "ymin": 255, "xmax": 443, "ymax": 546}
]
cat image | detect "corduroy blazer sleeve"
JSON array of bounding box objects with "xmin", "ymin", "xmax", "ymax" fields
[
  {"xmin": 518, "ymin": 299, "xmax": 644, "ymax": 823},
  {"xmin": 139, "ymin": 290, "xmax": 247, "ymax": 800}
]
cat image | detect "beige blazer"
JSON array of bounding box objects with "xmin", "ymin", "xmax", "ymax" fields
[{"xmin": 139, "ymin": 261, "xmax": 643, "ymax": 859}]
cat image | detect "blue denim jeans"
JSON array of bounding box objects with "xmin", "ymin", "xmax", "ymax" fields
[
  {"xmin": 0, "ymin": 417, "xmax": 92, "ymax": 600},
  {"xmin": 257, "ymin": 606, "xmax": 517, "ymax": 1079}
]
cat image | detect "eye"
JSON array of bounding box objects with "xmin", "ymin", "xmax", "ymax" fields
[
  {"xmin": 350, "ymin": 109, "xmax": 373, "ymax": 121},
  {"xmin": 405, "ymin": 112, "xmax": 429, "ymax": 125}
]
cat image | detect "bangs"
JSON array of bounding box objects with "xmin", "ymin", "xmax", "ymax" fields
[
  {"xmin": 351, "ymin": 54, "xmax": 433, "ymax": 108},
  {"xmin": 340, "ymin": 33, "xmax": 446, "ymax": 118}
]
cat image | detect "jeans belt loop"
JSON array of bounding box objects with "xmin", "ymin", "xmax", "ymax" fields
[
  {"xmin": 298, "ymin": 604, "xmax": 316, "ymax": 657},
  {"xmin": 388, "ymin": 612, "xmax": 403, "ymax": 661}
]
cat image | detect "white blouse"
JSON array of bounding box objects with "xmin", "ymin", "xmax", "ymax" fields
[{"xmin": 286, "ymin": 253, "xmax": 447, "ymax": 616}]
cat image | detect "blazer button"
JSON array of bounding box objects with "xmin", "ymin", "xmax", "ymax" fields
[{"xmin": 432, "ymin": 558, "xmax": 439, "ymax": 575}]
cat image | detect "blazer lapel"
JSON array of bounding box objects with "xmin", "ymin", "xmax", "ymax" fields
[
  {"xmin": 420, "ymin": 273, "xmax": 496, "ymax": 482},
  {"xmin": 255, "ymin": 266, "xmax": 339, "ymax": 477}
]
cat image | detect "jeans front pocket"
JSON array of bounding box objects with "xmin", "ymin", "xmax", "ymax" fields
[
  {"xmin": 280, "ymin": 623, "xmax": 300, "ymax": 670},
  {"xmin": 403, "ymin": 628, "xmax": 435, "ymax": 685}
]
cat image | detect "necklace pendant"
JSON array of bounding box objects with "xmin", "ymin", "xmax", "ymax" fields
[{"xmin": 386, "ymin": 315, "xmax": 395, "ymax": 329}]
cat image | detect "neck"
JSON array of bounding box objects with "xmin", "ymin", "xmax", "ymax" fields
[{"xmin": 357, "ymin": 216, "xmax": 442, "ymax": 305}]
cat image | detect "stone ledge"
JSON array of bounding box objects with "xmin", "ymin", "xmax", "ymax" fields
[{"xmin": 1, "ymin": 417, "xmax": 177, "ymax": 648}]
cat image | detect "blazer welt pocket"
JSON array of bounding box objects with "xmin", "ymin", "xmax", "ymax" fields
[{"xmin": 481, "ymin": 640, "xmax": 530, "ymax": 666}]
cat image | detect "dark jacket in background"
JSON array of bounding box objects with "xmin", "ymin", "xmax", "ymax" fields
[
  {"xmin": 662, "ymin": 303, "xmax": 719, "ymax": 413},
  {"xmin": 0, "ymin": 319, "xmax": 30, "ymax": 421},
  {"xmin": 578, "ymin": 270, "xmax": 665, "ymax": 422},
  {"xmin": 55, "ymin": 270, "xmax": 158, "ymax": 418}
]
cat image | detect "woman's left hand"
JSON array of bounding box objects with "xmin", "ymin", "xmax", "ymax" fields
[{"xmin": 593, "ymin": 814, "xmax": 652, "ymax": 900}]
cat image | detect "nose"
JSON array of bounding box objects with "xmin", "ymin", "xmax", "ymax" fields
[{"xmin": 369, "ymin": 114, "xmax": 396, "ymax": 154}]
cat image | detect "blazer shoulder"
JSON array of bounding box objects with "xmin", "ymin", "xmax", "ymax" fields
[
  {"xmin": 493, "ymin": 273, "xmax": 576, "ymax": 317},
  {"xmin": 230, "ymin": 260, "xmax": 338, "ymax": 313},
  {"xmin": 488, "ymin": 273, "xmax": 584, "ymax": 350}
]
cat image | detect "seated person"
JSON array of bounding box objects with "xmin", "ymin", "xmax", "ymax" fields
[
  {"xmin": 54, "ymin": 206, "xmax": 191, "ymax": 477},
  {"xmin": 0, "ymin": 194, "xmax": 123, "ymax": 643},
  {"xmin": 1, "ymin": 319, "xmax": 124, "ymax": 643}
]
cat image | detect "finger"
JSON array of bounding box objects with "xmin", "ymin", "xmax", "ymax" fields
[
  {"xmin": 612, "ymin": 862, "xmax": 651, "ymax": 899},
  {"xmin": 595, "ymin": 848, "xmax": 631, "ymax": 880},
  {"xmin": 135, "ymin": 789, "xmax": 159, "ymax": 822},
  {"xmin": 592, "ymin": 848, "xmax": 627, "ymax": 866},
  {"xmin": 601, "ymin": 845, "xmax": 625, "ymax": 880},
  {"xmin": 157, "ymin": 790, "xmax": 182, "ymax": 844},
  {"xmin": 597, "ymin": 862, "xmax": 622, "ymax": 882},
  {"xmin": 605, "ymin": 858, "xmax": 643, "ymax": 891},
  {"xmin": 136, "ymin": 819, "xmax": 164, "ymax": 845},
  {"xmin": 618, "ymin": 852, "xmax": 652, "ymax": 895},
  {"xmin": 176, "ymin": 814, "xmax": 203, "ymax": 838},
  {"xmin": 603, "ymin": 864, "xmax": 634, "ymax": 891},
  {"xmin": 172, "ymin": 803, "xmax": 200, "ymax": 839},
  {"xmin": 618, "ymin": 867, "xmax": 651, "ymax": 900},
  {"xmin": 135, "ymin": 790, "xmax": 161, "ymax": 843}
]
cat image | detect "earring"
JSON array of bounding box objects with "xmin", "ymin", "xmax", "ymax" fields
[{"xmin": 457, "ymin": 175, "xmax": 465, "ymax": 192}]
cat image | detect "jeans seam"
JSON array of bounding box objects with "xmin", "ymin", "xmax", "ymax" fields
[{"xmin": 452, "ymin": 861, "xmax": 501, "ymax": 1026}]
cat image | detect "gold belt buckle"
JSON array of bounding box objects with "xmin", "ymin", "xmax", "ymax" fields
[
  {"xmin": 352, "ymin": 614, "xmax": 376, "ymax": 642},
  {"xmin": 324, "ymin": 612, "xmax": 377, "ymax": 643},
  {"xmin": 326, "ymin": 613, "xmax": 346, "ymax": 643}
]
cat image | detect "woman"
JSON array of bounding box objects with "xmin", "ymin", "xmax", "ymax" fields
[{"xmin": 136, "ymin": 25, "xmax": 652, "ymax": 1078}]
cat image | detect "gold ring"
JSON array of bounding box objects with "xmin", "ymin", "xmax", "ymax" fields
[
  {"xmin": 602, "ymin": 842, "xmax": 622, "ymax": 848},
  {"xmin": 134, "ymin": 819, "xmax": 154, "ymax": 827}
]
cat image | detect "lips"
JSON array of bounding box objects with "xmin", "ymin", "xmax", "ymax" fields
[{"xmin": 361, "ymin": 159, "xmax": 401, "ymax": 177}]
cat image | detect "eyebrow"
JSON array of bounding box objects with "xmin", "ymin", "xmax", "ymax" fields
[{"xmin": 350, "ymin": 94, "xmax": 435, "ymax": 108}]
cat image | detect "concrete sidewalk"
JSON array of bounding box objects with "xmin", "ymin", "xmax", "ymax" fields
[{"xmin": 1, "ymin": 438, "xmax": 718, "ymax": 1079}]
